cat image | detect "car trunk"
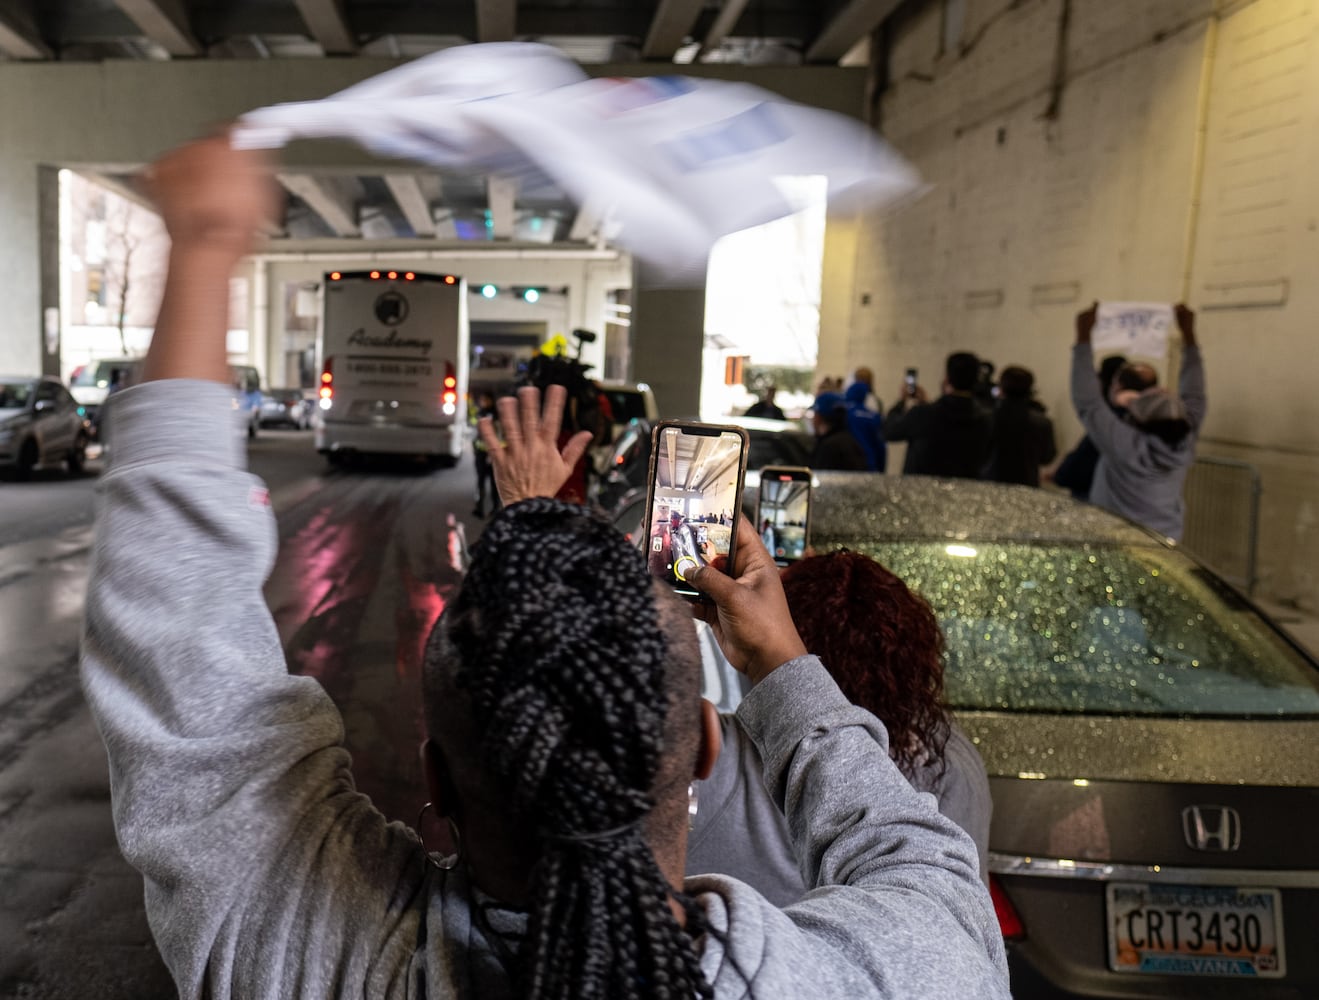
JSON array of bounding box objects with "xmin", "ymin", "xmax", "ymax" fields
[{"xmin": 960, "ymin": 712, "xmax": 1319, "ymax": 998}]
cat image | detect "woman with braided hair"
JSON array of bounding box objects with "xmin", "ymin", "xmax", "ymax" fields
[{"xmin": 81, "ymin": 134, "xmax": 1010, "ymax": 1000}]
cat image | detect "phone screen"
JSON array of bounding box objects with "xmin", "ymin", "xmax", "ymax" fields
[
  {"xmin": 905, "ymin": 368, "xmax": 918, "ymax": 395},
  {"xmin": 758, "ymin": 467, "xmax": 812, "ymax": 565},
  {"xmin": 644, "ymin": 423, "xmax": 749, "ymax": 598}
]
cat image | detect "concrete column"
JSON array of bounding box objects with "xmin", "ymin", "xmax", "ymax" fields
[
  {"xmin": 630, "ymin": 262, "xmax": 706, "ymax": 417},
  {"xmin": 38, "ymin": 165, "xmax": 61, "ymax": 377}
]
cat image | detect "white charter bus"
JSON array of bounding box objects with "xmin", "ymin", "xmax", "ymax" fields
[{"xmin": 315, "ymin": 269, "xmax": 469, "ymax": 466}]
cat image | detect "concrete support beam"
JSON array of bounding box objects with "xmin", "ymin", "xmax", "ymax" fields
[
  {"xmin": 805, "ymin": 0, "xmax": 901, "ymax": 64},
  {"xmin": 475, "ymin": 0, "xmax": 516, "ymax": 42},
  {"xmin": 568, "ymin": 200, "xmax": 603, "ymax": 243},
  {"xmin": 383, "ymin": 174, "xmax": 437, "ymax": 238},
  {"xmin": 113, "ymin": 0, "xmax": 201, "ymax": 57},
  {"xmin": 642, "ymin": 0, "xmax": 706, "ymax": 60},
  {"xmin": 631, "ymin": 261, "xmax": 706, "ymax": 416},
  {"xmin": 277, "ymin": 174, "xmax": 361, "ymax": 237},
  {"xmin": 487, "ymin": 176, "xmax": 517, "ymax": 241},
  {"xmin": 291, "ymin": 0, "xmax": 358, "ymax": 55},
  {"xmin": 697, "ymin": 0, "xmax": 751, "ymax": 60},
  {"xmin": 0, "ymin": 1, "xmax": 50, "ymax": 59}
]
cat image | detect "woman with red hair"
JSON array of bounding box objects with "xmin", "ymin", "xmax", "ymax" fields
[{"xmin": 686, "ymin": 550, "xmax": 991, "ymax": 903}]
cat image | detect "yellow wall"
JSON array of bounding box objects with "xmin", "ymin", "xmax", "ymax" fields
[{"xmin": 824, "ymin": 0, "xmax": 1319, "ymax": 610}]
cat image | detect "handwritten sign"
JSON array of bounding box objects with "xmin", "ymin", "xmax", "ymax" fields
[{"xmin": 1094, "ymin": 302, "xmax": 1173, "ymax": 358}]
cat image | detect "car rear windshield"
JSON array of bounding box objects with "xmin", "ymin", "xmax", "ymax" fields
[
  {"xmin": 851, "ymin": 540, "xmax": 1319, "ymax": 718},
  {"xmin": 601, "ymin": 390, "xmax": 649, "ymax": 424},
  {"xmin": 0, "ymin": 382, "xmax": 34, "ymax": 408}
]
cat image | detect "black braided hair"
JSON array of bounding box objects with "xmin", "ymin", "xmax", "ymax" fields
[{"xmin": 439, "ymin": 498, "xmax": 713, "ymax": 1000}]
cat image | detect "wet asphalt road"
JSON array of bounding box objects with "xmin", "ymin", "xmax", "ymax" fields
[{"xmin": 0, "ymin": 430, "xmax": 487, "ymax": 998}]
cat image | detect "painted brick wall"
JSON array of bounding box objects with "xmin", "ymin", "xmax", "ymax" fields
[{"xmin": 821, "ymin": 0, "xmax": 1319, "ymax": 611}]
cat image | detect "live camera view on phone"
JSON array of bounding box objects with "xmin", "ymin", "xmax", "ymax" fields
[
  {"xmin": 646, "ymin": 426, "xmax": 744, "ymax": 594},
  {"xmin": 760, "ymin": 472, "xmax": 810, "ymax": 563}
]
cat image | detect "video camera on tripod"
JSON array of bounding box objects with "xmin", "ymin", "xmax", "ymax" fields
[{"xmin": 518, "ymin": 329, "xmax": 601, "ymax": 436}]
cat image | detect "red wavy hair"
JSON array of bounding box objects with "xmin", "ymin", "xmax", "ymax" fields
[{"xmin": 779, "ymin": 551, "xmax": 949, "ymax": 778}]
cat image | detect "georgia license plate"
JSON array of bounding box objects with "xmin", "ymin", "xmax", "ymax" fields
[{"xmin": 1107, "ymin": 883, "xmax": 1285, "ymax": 978}]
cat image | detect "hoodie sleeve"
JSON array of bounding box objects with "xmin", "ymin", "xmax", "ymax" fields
[
  {"xmin": 1179, "ymin": 346, "xmax": 1207, "ymax": 430},
  {"xmin": 1071, "ymin": 343, "xmax": 1139, "ymax": 460},
  {"xmin": 689, "ymin": 656, "xmax": 1009, "ymax": 999},
  {"xmin": 80, "ymin": 380, "xmax": 426, "ymax": 1000}
]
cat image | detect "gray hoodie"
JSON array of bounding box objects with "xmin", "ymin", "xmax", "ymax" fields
[
  {"xmin": 81, "ymin": 379, "xmax": 1010, "ymax": 1000},
  {"xmin": 1070, "ymin": 343, "xmax": 1206, "ymax": 540}
]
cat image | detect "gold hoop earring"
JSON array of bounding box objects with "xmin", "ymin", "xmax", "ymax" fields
[{"xmin": 416, "ymin": 802, "xmax": 462, "ymax": 871}]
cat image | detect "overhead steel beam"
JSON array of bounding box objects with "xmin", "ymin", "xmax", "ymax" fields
[
  {"xmin": 0, "ymin": 1, "xmax": 50, "ymax": 59},
  {"xmin": 291, "ymin": 0, "xmax": 357, "ymax": 54},
  {"xmin": 277, "ymin": 174, "xmax": 361, "ymax": 238},
  {"xmin": 642, "ymin": 0, "xmax": 706, "ymax": 60},
  {"xmin": 384, "ymin": 174, "xmax": 438, "ymax": 238},
  {"xmin": 475, "ymin": 0, "xmax": 515, "ymax": 42},
  {"xmin": 486, "ymin": 177, "xmax": 517, "ymax": 241},
  {"xmin": 112, "ymin": 0, "xmax": 201, "ymax": 57},
  {"xmin": 805, "ymin": 0, "xmax": 902, "ymax": 63},
  {"xmin": 696, "ymin": 0, "xmax": 751, "ymax": 60},
  {"xmin": 85, "ymin": 172, "xmax": 157, "ymax": 214},
  {"xmin": 568, "ymin": 201, "xmax": 603, "ymax": 243}
]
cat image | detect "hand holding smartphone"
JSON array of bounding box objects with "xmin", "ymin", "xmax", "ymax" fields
[
  {"xmin": 757, "ymin": 466, "xmax": 812, "ymax": 566},
  {"xmin": 643, "ymin": 421, "xmax": 750, "ymax": 599},
  {"xmin": 904, "ymin": 367, "xmax": 919, "ymax": 397}
]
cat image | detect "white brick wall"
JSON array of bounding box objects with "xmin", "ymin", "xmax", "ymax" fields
[{"xmin": 821, "ymin": 0, "xmax": 1319, "ymax": 611}]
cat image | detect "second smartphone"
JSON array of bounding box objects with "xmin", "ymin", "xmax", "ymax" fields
[
  {"xmin": 642, "ymin": 421, "xmax": 750, "ymax": 600},
  {"xmin": 757, "ymin": 466, "xmax": 813, "ymax": 566}
]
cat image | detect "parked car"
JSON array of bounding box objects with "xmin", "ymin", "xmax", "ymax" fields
[
  {"xmin": 593, "ymin": 414, "xmax": 811, "ymax": 540},
  {"xmin": 259, "ymin": 388, "xmax": 313, "ymax": 429},
  {"xmin": 671, "ymin": 473, "xmax": 1319, "ymax": 999},
  {"xmin": 69, "ymin": 357, "xmax": 141, "ymax": 437},
  {"xmin": 597, "ymin": 381, "xmax": 659, "ymax": 439},
  {"xmin": 230, "ymin": 364, "xmax": 263, "ymax": 439},
  {"xmin": 0, "ymin": 375, "xmax": 90, "ymax": 478}
]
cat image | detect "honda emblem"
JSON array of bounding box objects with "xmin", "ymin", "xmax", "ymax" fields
[{"xmin": 1181, "ymin": 805, "xmax": 1242, "ymax": 852}]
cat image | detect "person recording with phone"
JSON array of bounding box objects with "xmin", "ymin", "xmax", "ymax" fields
[
  {"xmin": 686, "ymin": 550, "xmax": 994, "ymax": 898},
  {"xmin": 884, "ymin": 352, "xmax": 993, "ymax": 479}
]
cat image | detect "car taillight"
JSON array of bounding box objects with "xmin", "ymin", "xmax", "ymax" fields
[
  {"xmin": 319, "ymin": 359, "xmax": 334, "ymax": 407},
  {"xmin": 989, "ymin": 875, "xmax": 1025, "ymax": 941}
]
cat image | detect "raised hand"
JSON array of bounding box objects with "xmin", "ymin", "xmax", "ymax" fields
[
  {"xmin": 689, "ymin": 515, "xmax": 807, "ymax": 685},
  {"xmin": 478, "ymin": 385, "xmax": 593, "ymax": 505}
]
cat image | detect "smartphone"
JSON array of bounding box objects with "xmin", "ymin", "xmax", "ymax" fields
[
  {"xmin": 642, "ymin": 421, "xmax": 750, "ymax": 599},
  {"xmin": 757, "ymin": 466, "xmax": 812, "ymax": 566},
  {"xmin": 904, "ymin": 367, "xmax": 918, "ymax": 396}
]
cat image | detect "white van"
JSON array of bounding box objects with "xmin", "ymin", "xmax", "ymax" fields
[{"xmin": 315, "ymin": 270, "xmax": 470, "ymax": 466}]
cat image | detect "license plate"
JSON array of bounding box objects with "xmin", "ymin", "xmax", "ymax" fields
[{"xmin": 1107, "ymin": 883, "xmax": 1285, "ymax": 978}]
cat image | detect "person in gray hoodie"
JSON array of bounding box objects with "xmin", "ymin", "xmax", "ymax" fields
[
  {"xmin": 1071, "ymin": 303, "xmax": 1206, "ymax": 540},
  {"xmin": 81, "ymin": 133, "xmax": 1010, "ymax": 1000}
]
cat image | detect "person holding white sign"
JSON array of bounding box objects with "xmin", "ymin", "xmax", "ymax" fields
[{"xmin": 1070, "ymin": 303, "xmax": 1206, "ymax": 540}]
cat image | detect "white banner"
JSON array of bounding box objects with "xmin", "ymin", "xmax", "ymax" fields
[
  {"xmin": 1094, "ymin": 302, "xmax": 1173, "ymax": 358},
  {"xmin": 235, "ymin": 43, "xmax": 922, "ymax": 281}
]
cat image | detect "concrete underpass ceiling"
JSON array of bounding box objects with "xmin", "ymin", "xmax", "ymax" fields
[{"xmin": 7, "ymin": 0, "xmax": 901, "ymax": 249}]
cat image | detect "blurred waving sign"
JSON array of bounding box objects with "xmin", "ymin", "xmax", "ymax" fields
[
  {"xmin": 234, "ymin": 43, "xmax": 922, "ymax": 282},
  {"xmin": 1094, "ymin": 302, "xmax": 1174, "ymax": 358}
]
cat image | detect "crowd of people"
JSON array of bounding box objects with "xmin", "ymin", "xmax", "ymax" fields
[{"xmin": 798, "ymin": 302, "xmax": 1205, "ymax": 541}]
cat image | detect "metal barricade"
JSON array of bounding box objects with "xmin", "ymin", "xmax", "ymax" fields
[{"xmin": 1181, "ymin": 456, "xmax": 1261, "ymax": 596}]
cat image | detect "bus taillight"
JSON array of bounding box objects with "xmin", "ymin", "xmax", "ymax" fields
[{"xmin": 319, "ymin": 359, "xmax": 334, "ymax": 408}]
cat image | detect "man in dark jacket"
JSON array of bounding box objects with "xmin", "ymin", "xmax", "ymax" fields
[
  {"xmin": 983, "ymin": 366, "xmax": 1056, "ymax": 486},
  {"xmin": 810, "ymin": 392, "xmax": 867, "ymax": 471},
  {"xmin": 884, "ymin": 352, "xmax": 993, "ymax": 478}
]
